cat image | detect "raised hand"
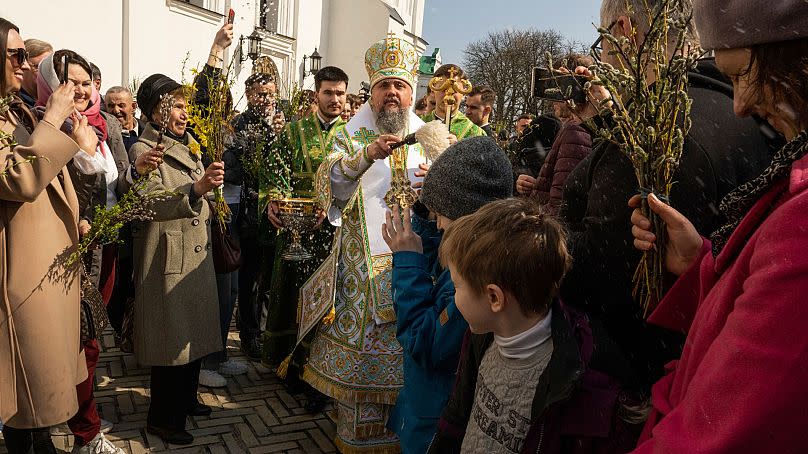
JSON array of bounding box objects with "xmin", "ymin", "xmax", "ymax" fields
[
  {"xmin": 366, "ymin": 134, "xmax": 402, "ymax": 161},
  {"xmin": 213, "ymin": 23, "xmax": 234, "ymax": 50},
  {"xmin": 515, "ymin": 174, "xmax": 537, "ymax": 195},
  {"xmin": 381, "ymin": 204, "xmax": 423, "ymax": 254},
  {"xmin": 573, "ymin": 66, "xmax": 613, "ymax": 121},
  {"xmin": 70, "ymin": 114, "xmax": 99, "ymax": 154},
  {"xmin": 267, "ymin": 201, "xmax": 283, "ymax": 229},
  {"xmin": 412, "ymin": 163, "xmax": 430, "ymax": 190},
  {"xmin": 134, "ymin": 143, "xmax": 165, "ymax": 175},
  {"xmin": 42, "ymin": 81, "xmax": 76, "ymax": 127},
  {"xmin": 271, "ymin": 111, "xmax": 286, "ymax": 136}
]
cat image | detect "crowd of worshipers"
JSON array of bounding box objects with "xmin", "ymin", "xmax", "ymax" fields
[{"xmin": 3, "ymin": 0, "xmax": 808, "ymax": 452}]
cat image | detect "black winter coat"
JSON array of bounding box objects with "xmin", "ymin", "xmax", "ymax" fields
[{"xmin": 558, "ymin": 58, "xmax": 779, "ymax": 392}]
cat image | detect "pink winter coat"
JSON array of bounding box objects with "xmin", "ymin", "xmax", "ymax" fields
[
  {"xmin": 633, "ymin": 152, "xmax": 808, "ymax": 453},
  {"xmin": 531, "ymin": 121, "xmax": 591, "ymax": 215}
]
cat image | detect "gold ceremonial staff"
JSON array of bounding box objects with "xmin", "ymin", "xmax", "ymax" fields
[{"xmin": 428, "ymin": 66, "xmax": 473, "ymax": 127}]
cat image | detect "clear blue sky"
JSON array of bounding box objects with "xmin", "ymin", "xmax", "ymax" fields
[{"xmin": 422, "ymin": 0, "xmax": 603, "ymax": 65}]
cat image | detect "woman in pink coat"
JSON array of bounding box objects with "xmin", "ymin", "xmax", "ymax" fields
[{"xmin": 628, "ymin": 1, "xmax": 808, "ymax": 452}]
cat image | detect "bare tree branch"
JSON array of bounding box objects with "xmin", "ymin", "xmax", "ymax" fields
[{"xmin": 462, "ymin": 28, "xmax": 574, "ymax": 129}]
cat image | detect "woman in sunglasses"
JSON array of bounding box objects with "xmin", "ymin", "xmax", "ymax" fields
[{"xmin": 0, "ymin": 17, "xmax": 97, "ymax": 454}]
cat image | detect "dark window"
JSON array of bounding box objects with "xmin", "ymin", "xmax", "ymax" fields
[
  {"xmin": 260, "ymin": 0, "xmax": 280, "ymax": 33},
  {"xmin": 182, "ymin": 0, "xmax": 224, "ymax": 15}
]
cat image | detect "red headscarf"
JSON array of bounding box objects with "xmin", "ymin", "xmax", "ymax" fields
[{"xmin": 82, "ymin": 85, "xmax": 108, "ymax": 144}]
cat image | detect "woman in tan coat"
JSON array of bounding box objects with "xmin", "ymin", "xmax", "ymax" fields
[
  {"xmin": 127, "ymin": 74, "xmax": 223, "ymax": 445},
  {"xmin": 0, "ymin": 17, "xmax": 98, "ymax": 453}
]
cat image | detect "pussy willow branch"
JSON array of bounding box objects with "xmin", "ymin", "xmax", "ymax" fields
[{"xmin": 590, "ymin": 0, "xmax": 700, "ymax": 315}]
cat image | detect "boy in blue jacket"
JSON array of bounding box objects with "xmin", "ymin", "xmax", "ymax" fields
[{"xmin": 381, "ymin": 136, "xmax": 513, "ymax": 453}]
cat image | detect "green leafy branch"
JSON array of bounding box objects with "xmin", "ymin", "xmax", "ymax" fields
[{"xmin": 66, "ymin": 175, "xmax": 179, "ymax": 267}]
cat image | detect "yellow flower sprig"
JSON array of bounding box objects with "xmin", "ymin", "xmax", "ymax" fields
[{"xmin": 183, "ymin": 60, "xmax": 238, "ymax": 227}]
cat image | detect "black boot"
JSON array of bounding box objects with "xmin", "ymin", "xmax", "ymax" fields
[
  {"xmin": 303, "ymin": 386, "xmax": 330, "ymax": 414},
  {"xmin": 1, "ymin": 425, "xmax": 56, "ymax": 454},
  {"xmin": 187, "ymin": 400, "xmax": 212, "ymax": 417},
  {"xmin": 240, "ymin": 337, "xmax": 262, "ymax": 361},
  {"xmin": 146, "ymin": 425, "xmax": 194, "ymax": 445}
]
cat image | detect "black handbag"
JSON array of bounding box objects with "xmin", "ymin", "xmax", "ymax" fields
[
  {"xmin": 208, "ymin": 200, "xmax": 242, "ymax": 273},
  {"xmin": 79, "ymin": 268, "xmax": 110, "ymax": 344}
]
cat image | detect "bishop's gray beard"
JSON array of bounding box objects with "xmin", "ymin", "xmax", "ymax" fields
[{"xmin": 375, "ymin": 107, "xmax": 409, "ymax": 135}]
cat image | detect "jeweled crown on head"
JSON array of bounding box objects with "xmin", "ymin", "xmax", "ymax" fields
[{"xmin": 364, "ymin": 33, "xmax": 420, "ymax": 89}]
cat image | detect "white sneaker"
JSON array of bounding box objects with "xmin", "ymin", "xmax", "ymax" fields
[
  {"xmin": 51, "ymin": 419, "xmax": 112, "ymax": 436},
  {"xmin": 71, "ymin": 433, "xmax": 125, "ymax": 454},
  {"xmin": 50, "ymin": 423, "xmax": 72, "ymax": 435},
  {"xmin": 199, "ymin": 369, "xmax": 227, "ymax": 388},
  {"xmin": 99, "ymin": 418, "xmax": 113, "ymax": 434},
  {"xmin": 218, "ymin": 359, "xmax": 249, "ymax": 376}
]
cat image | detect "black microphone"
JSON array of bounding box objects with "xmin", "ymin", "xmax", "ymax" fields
[{"xmin": 389, "ymin": 132, "xmax": 417, "ymax": 150}]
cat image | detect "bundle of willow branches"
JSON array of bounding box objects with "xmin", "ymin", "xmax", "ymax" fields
[
  {"xmin": 589, "ymin": 0, "xmax": 700, "ymax": 316},
  {"xmin": 66, "ymin": 176, "xmax": 178, "ymax": 267},
  {"xmin": 240, "ymin": 85, "xmax": 311, "ymax": 211},
  {"xmin": 185, "ymin": 61, "xmax": 237, "ymax": 227}
]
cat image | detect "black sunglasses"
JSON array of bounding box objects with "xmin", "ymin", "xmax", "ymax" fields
[
  {"xmin": 590, "ymin": 21, "xmax": 617, "ymax": 62},
  {"xmin": 6, "ymin": 48, "xmax": 29, "ymax": 66}
]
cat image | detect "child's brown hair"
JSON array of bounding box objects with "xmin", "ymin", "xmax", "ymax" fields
[{"xmin": 439, "ymin": 198, "xmax": 571, "ymax": 316}]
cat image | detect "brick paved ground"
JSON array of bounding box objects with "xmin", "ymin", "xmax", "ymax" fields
[{"xmin": 0, "ymin": 326, "xmax": 338, "ymax": 454}]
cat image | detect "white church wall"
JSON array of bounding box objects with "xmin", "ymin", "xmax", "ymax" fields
[{"xmin": 2, "ymin": 0, "xmax": 428, "ymax": 108}]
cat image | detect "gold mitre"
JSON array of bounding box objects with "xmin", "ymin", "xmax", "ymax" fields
[
  {"xmin": 252, "ymin": 56, "xmax": 279, "ymax": 82},
  {"xmin": 364, "ymin": 33, "xmax": 420, "ymax": 89}
]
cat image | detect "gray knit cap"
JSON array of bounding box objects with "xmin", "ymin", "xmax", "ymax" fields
[
  {"xmin": 420, "ymin": 136, "xmax": 513, "ymax": 220},
  {"xmin": 694, "ymin": 0, "xmax": 808, "ymax": 50}
]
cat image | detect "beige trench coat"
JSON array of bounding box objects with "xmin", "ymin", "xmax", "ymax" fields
[
  {"xmin": 129, "ymin": 124, "xmax": 220, "ymax": 367},
  {"xmin": 0, "ymin": 117, "xmax": 87, "ymax": 428}
]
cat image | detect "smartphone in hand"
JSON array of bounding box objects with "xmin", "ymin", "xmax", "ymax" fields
[
  {"xmin": 228, "ymin": 8, "xmax": 235, "ymax": 25},
  {"xmin": 61, "ymin": 54, "xmax": 69, "ymax": 85}
]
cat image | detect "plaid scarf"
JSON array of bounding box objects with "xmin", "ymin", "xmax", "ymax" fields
[{"xmin": 710, "ymin": 129, "xmax": 808, "ymax": 256}]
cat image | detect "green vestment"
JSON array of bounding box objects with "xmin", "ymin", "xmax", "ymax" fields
[
  {"xmin": 260, "ymin": 112, "xmax": 348, "ymax": 382},
  {"xmin": 420, "ymin": 110, "xmax": 486, "ymax": 140}
]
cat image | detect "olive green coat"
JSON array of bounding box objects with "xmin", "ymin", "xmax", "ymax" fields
[{"xmin": 129, "ymin": 124, "xmax": 220, "ymax": 367}]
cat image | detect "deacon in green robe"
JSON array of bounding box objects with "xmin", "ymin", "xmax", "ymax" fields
[
  {"xmin": 260, "ymin": 111, "xmax": 348, "ymax": 373},
  {"xmin": 420, "ymin": 63, "xmax": 486, "ymax": 140},
  {"xmin": 259, "ymin": 70, "xmax": 352, "ymax": 400},
  {"xmin": 421, "ymin": 109, "xmax": 485, "ymax": 140}
]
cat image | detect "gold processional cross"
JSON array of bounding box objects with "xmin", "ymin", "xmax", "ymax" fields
[
  {"xmin": 428, "ymin": 66, "xmax": 473, "ymax": 128},
  {"xmin": 352, "ymin": 127, "xmax": 417, "ymax": 210}
]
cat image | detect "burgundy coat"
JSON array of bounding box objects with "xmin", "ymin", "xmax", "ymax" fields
[
  {"xmin": 532, "ymin": 121, "xmax": 592, "ymax": 215},
  {"xmin": 633, "ymin": 152, "xmax": 808, "ymax": 453}
]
